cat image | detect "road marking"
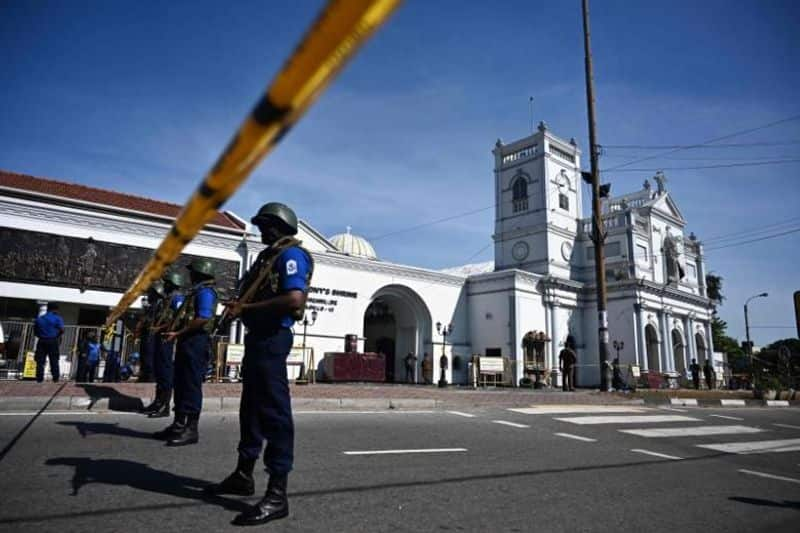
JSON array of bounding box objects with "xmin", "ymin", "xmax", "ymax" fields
[
  {"xmin": 343, "ymin": 448, "xmax": 467, "ymax": 456},
  {"xmin": 658, "ymin": 406, "xmax": 688, "ymax": 413},
  {"xmin": 620, "ymin": 425, "xmax": 763, "ymax": 438},
  {"xmin": 720, "ymin": 399, "xmax": 746, "ymax": 406},
  {"xmin": 492, "ymin": 420, "xmax": 530, "ymax": 429},
  {"xmin": 293, "ymin": 410, "xmax": 436, "ymax": 415},
  {"xmin": 555, "ymin": 432, "xmax": 597, "ymax": 442},
  {"xmin": 630, "ymin": 449, "xmax": 683, "ymax": 460},
  {"xmin": 697, "ymin": 438, "xmax": 800, "ymax": 455},
  {"xmin": 738, "ymin": 469, "xmax": 800, "ymax": 485},
  {"xmin": 509, "ymin": 406, "xmax": 647, "ymax": 415},
  {"xmin": 709, "ymin": 414, "xmax": 744, "ymax": 421},
  {"xmin": 0, "ymin": 411, "xmax": 100, "ymax": 416},
  {"xmin": 555, "ymin": 415, "xmax": 701, "ymax": 425},
  {"xmin": 774, "ymin": 423, "xmax": 800, "ymax": 430},
  {"xmin": 447, "ymin": 411, "xmax": 476, "ymax": 418}
]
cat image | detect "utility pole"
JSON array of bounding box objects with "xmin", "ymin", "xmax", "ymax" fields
[{"xmin": 582, "ymin": 0, "xmax": 609, "ymax": 391}]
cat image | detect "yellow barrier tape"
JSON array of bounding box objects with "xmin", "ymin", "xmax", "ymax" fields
[{"xmin": 105, "ymin": 0, "xmax": 401, "ymax": 326}]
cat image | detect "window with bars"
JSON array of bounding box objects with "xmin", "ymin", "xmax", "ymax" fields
[{"xmin": 512, "ymin": 177, "xmax": 528, "ymax": 213}]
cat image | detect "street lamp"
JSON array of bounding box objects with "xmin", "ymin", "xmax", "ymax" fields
[
  {"xmin": 744, "ymin": 292, "xmax": 768, "ymax": 372},
  {"xmin": 301, "ymin": 309, "xmax": 318, "ymax": 383},
  {"xmin": 436, "ymin": 321, "xmax": 454, "ymax": 388}
]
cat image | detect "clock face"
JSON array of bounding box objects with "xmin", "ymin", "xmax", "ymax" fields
[
  {"xmin": 556, "ymin": 171, "xmax": 569, "ymax": 190},
  {"xmin": 512, "ymin": 241, "xmax": 529, "ymax": 262},
  {"xmin": 561, "ymin": 241, "xmax": 573, "ymax": 261}
]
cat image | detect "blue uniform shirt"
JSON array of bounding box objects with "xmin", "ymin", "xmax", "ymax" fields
[
  {"xmin": 276, "ymin": 246, "xmax": 311, "ymax": 329},
  {"xmin": 34, "ymin": 311, "xmax": 64, "ymax": 339},
  {"xmin": 86, "ymin": 342, "xmax": 101, "ymax": 363},
  {"xmin": 193, "ymin": 285, "xmax": 216, "ymax": 319}
]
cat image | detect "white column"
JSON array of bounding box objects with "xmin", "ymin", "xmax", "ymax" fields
[
  {"xmin": 685, "ymin": 317, "xmax": 696, "ymax": 365},
  {"xmin": 661, "ymin": 312, "xmax": 673, "ymax": 372},
  {"xmin": 638, "ymin": 307, "xmax": 649, "ymax": 371},
  {"xmin": 632, "ymin": 304, "xmax": 643, "ymax": 368}
]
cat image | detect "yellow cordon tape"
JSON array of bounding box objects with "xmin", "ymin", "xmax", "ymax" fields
[{"xmin": 105, "ymin": 0, "xmax": 402, "ymax": 327}]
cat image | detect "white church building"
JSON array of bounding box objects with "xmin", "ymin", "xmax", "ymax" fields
[{"xmin": 0, "ymin": 122, "xmax": 716, "ymax": 387}]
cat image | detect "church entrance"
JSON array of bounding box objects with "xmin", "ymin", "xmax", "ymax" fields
[
  {"xmin": 672, "ymin": 328, "xmax": 686, "ymax": 376},
  {"xmin": 645, "ymin": 324, "xmax": 660, "ymax": 373},
  {"xmin": 363, "ymin": 285, "xmax": 432, "ymax": 383},
  {"xmin": 695, "ymin": 333, "xmax": 708, "ymax": 365}
]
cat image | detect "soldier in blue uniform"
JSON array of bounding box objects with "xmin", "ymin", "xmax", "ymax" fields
[
  {"xmin": 142, "ymin": 272, "xmax": 186, "ymax": 418},
  {"xmin": 205, "ymin": 202, "xmax": 313, "ymax": 527},
  {"xmin": 135, "ymin": 281, "xmax": 163, "ymax": 384},
  {"xmin": 34, "ymin": 302, "xmax": 65, "ymax": 383},
  {"xmin": 154, "ymin": 259, "xmax": 217, "ymax": 446}
]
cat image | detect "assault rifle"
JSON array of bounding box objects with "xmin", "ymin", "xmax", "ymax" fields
[{"xmin": 211, "ymin": 236, "xmax": 301, "ymax": 337}]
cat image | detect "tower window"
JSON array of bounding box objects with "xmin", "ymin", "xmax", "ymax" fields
[
  {"xmin": 512, "ymin": 177, "xmax": 528, "ymax": 212},
  {"xmin": 559, "ymin": 193, "xmax": 569, "ymax": 211}
]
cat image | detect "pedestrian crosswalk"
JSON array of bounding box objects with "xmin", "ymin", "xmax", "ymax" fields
[{"xmin": 506, "ymin": 405, "xmax": 800, "ymax": 459}]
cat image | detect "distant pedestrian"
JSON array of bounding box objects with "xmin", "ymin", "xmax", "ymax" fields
[
  {"xmin": 703, "ymin": 360, "xmax": 715, "ymax": 390},
  {"xmin": 404, "ymin": 352, "xmax": 417, "ymax": 383},
  {"xmin": 34, "ymin": 302, "xmax": 64, "ymax": 382},
  {"xmin": 689, "ymin": 358, "xmax": 701, "ymax": 389},
  {"xmin": 612, "ymin": 357, "xmax": 624, "ymax": 391},
  {"xmin": 558, "ymin": 335, "xmax": 577, "ymax": 391},
  {"xmin": 422, "ymin": 352, "xmax": 432, "ymax": 384},
  {"xmin": 77, "ymin": 331, "xmax": 102, "ymax": 383}
]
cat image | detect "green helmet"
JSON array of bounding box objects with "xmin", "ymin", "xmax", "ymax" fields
[
  {"xmin": 186, "ymin": 258, "xmax": 215, "ymax": 278},
  {"xmin": 251, "ymin": 202, "xmax": 298, "ymax": 235},
  {"xmin": 162, "ymin": 270, "xmax": 186, "ymax": 289},
  {"xmin": 148, "ymin": 279, "xmax": 165, "ymax": 297}
]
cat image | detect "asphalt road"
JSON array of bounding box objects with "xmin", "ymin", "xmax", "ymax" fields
[{"xmin": 0, "ymin": 405, "xmax": 798, "ymax": 532}]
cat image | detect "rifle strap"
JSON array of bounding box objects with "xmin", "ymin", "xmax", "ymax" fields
[{"xmin": 238, "ymin": 236, "xmax": 302, "ymax": 304}]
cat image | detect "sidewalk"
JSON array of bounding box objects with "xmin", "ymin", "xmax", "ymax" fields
[{"xmin": 0, "ymin": 381, "xmax": 795, "ymax": 412}]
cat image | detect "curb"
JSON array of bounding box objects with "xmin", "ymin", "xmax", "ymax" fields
[{"xmin": 0, "ymin": 396, "xmax": 798, "ymax": 413}]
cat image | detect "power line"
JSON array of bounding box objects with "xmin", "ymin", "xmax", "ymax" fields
[
  {"xmin": 603, "ymin": 140, "xmax": 800, "ymax": 149},
  {"xmin": 702, "ymin": 216, "xmax": 800, "ymax": 244},
  {"xmin": 601, "ymin": 113, "xmax": 800, "ymax": 173},
  {"xmin": 704, "ymin": 226, "xmax": 800, "ymax": 252},
  {"xmin": 608, "ymin": 159, "xmax": 800, "ymax": 173}
]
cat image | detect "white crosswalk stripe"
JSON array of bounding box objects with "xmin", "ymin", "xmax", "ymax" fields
[
  {"xmin": 697, "ymin": 438, "xmax": 800, "ymax": 454},
  {"xmin": 555, "ymin": 415, "xmax": 700, "ymax": 425},
  {"xmin": 620, "ymin": 425, "xmax": 764, "ymax": 438},
  {"xmin": 509, "ymin": 406, "xmax": 648, "ymax": 415}
]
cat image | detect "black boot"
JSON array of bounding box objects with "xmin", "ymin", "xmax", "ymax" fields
[
  {"xmin": 148, "ymin": 390, "xmax": 171, "ymax": 418},
  {"xmin": 153, "ymin": 412, "xmax": 185, "ymax": 441},
  {"xmin": 204, "ymin": 456, "xmax": 256, "ymax": 496},
  {"xmin": 232, "ymin": 474, "xmax": 289, "ymax": 526},
  {"xmin": 167, "ymin": 413, "xmax": 199, "ymax": 447},
  {"xmin": 141, "ymin": 388, "xmax": 162, "ymax": 414}
]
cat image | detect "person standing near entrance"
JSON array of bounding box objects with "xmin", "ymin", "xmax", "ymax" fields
[
  {"xmin": 703, "ymin": 359, "xmax": 715, "ymax": 390},
  {"xmin": 134, "ymin": 282, "xmax": 164, "ymax": 383},
  {"xmin": 155, "ymin": 259, "xmax": 217, "ymax": 447},
  {"xmin": 689, "ymin": 358, "xmax": 701, "ymax": 389},
  {"xmin": 404, "ymin": 352, "xmax": 417, "ymax": 383},
  {"xmin": 204, "ymin": 202, "xmax": 313, "ymax": 527},
  {"xmin": 34, "ymin": 302, "xmax": 64, "ymax": 383},
  {"xmin": 558, "ymin": 335, "xmax": 577, "ymax": 392}
]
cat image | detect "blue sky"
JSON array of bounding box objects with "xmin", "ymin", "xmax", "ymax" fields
[{"xmin": 1, "ymin": 0, "xmax": 799, "ymax": 346}]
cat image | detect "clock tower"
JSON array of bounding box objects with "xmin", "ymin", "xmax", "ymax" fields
[{"xmin": 492, "ymin": 122, "xmax": 582, "ymax": 278}]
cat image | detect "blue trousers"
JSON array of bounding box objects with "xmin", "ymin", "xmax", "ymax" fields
[
  {"xmin": 35, "ymin": 338, "xmax": 60, "ymax": 382},
  {"xmin": 238, "ymin": 328, "xmax": 294, "ymax": 476},
  {"xmin": 139, "ymin": 333, "xmax": 156, "ymax": 382},
  {"xmin": 173, "ymin": 333, "xmax": 209, "ymax": 415},
  {"xmin": 154, "ymin": 336, "xmax": 175, "ymax": 394}
]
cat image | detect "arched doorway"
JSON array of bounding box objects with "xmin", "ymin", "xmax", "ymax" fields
[
  {"xmin": 363, "ymin": 285, "xmax": 433, "ymax": 383},
  {"xmin": 645, "ymin": 324, "xmax": 660, "ymax": 372},
  {"xmin": 695, "ymin": 333, "xmax": 707, "ymax": 365},
  {"xmin": 672, "ymin": 328, "xmax": 686, "ymax": 376}
]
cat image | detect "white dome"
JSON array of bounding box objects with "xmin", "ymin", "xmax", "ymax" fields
[{"xmin": 329, "ymin": 228, "xmax": 378, "ymax": 260}]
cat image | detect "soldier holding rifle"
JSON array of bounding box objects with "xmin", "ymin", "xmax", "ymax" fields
[{"xmin": 205, "ymin": 202, "xmax": 313, "ymax": 527}]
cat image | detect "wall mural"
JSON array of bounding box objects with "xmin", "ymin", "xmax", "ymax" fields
[{"xmin": 0, "ymin": 227, "xmax": 239, "ymax": 296}]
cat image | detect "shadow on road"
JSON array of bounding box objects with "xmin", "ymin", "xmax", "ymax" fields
[
  {"xmin": 729, "ymin": 496, "xmax": 800, "ymax": 510},
  {"xmin": 57, "ymin": 421, "xmax": 156, "ymax": 440},
  {"xmin": 43, "ymin": 457, "xmax": 248, "ymax": 513},
  {"xmin": 77, "ymin": 384, "xmax": 144, "ymax": 412}
]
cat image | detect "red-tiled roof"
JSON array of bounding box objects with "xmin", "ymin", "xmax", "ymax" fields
[{"xmin": 0, "ymin": 170, "xmax": 245, "ymax": 231}]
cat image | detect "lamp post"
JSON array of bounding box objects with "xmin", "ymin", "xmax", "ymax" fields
[
  {"xmin": 301, "ymin": 309, "xmax": 318, "ymax": 383},
  {"xmin": 744, "ymin": 292, "xmax": 768, "ymax": 374},
  {"xmin": 436, "ymin": 321, "xmax": 453, "ymax": 388}
]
